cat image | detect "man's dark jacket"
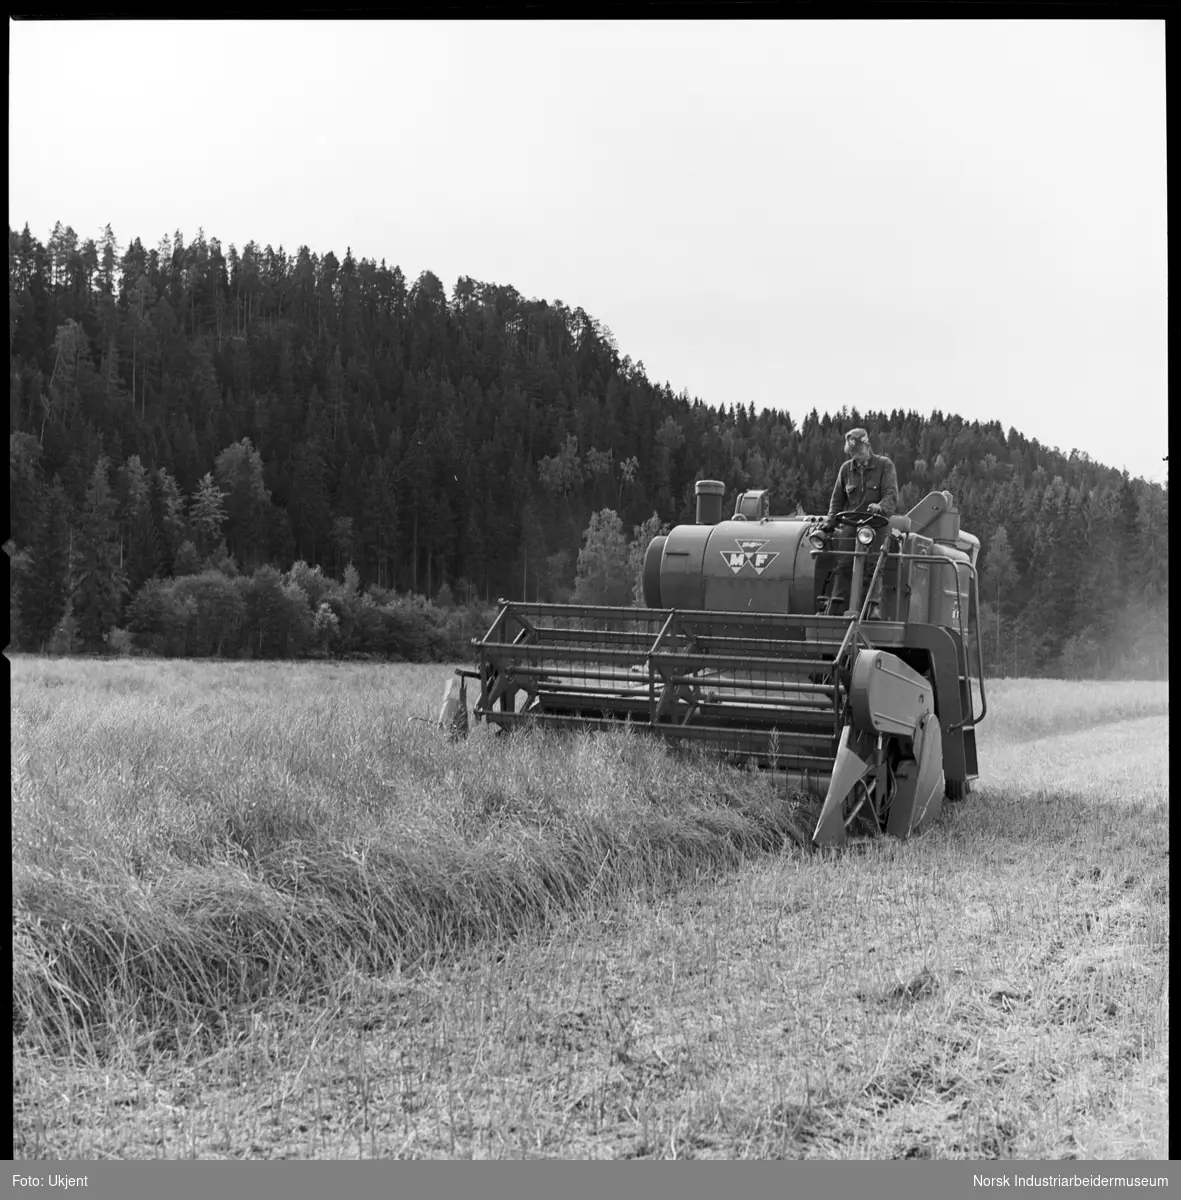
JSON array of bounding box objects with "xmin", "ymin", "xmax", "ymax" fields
[{"xmin": 826, "ymin": 453, "xmax": 899, "ymax": 523}]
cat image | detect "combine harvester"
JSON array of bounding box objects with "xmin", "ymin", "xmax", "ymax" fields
[{"xmin": 444, "ymin": 482, "xmax": 986, "ymax": 848}]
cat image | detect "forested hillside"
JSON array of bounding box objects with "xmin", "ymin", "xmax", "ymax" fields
[{"xmin": 7, "ymin": 222, "xmax": 1168, "ymax": 677}]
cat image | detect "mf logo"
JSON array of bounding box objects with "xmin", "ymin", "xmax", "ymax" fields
[{"xmin": 721, "ymin": 539, "xmax": 779, "ymax": 576}]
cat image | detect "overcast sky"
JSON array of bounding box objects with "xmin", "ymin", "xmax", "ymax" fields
[{"xmin": 9, "ymin": 19, "xmax": 1167, "ymax": 483}]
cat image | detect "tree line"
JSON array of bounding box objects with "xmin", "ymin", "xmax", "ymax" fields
[{"xmin": 7, "ymin": 220, "xmax": 1168, "ymax": 678}]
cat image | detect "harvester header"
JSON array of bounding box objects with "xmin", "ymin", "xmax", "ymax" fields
[{"xmin": 448, "ymin": 482, "xmax": 986, "ymax": 847}]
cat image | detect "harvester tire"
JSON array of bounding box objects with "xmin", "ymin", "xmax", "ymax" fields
[{"xmin": 945, "ymin": 779, "xmax": 971, "ymax": 802}]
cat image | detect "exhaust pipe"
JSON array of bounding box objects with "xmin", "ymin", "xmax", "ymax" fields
[{"xmin": 695, "ymin": 479, "xmax": 725, "ymax": 526}]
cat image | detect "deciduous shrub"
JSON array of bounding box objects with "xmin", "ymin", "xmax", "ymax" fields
[
  {"xmin": 103, "ymin": 626, "xmax": 135, "ymax": 655},
  {"xmin": 120, "ymin": 571, "xmax": 496, "ymax": 662},
  {"xmin": 125, "ymin": 580, "xmax": 196, "ymax": 656},
  {"xmin": 239, "ymin": 566, "xmax": 314, "ymax": 658},
  {"xmin": 168, "ymin": 570, "xmax": 248, "ymax": 657}
]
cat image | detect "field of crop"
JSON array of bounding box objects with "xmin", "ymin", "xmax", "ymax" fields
[{"xmin": 11, "ymin": 657, "xmax": 1169, "ymax": 1159}]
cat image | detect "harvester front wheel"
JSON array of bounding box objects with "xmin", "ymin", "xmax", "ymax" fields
[{"xmin": 945, "ymin": 779, "xmax": 971, "ymax": 802}]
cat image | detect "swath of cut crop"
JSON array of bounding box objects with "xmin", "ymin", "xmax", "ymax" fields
[{"xmin": 11, "ymin": 659, "xmax": 1169, "ymax": 1159}]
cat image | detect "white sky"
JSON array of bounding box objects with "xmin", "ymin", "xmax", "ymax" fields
[{"xmin": 9, "ymin": 19, "xmax": 1167, "ymax": 484}]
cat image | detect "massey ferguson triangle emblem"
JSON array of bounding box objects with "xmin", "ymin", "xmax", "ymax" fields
[{"xmin": 721, "ymin": 539, "xmax": 779, "ymax": 576}]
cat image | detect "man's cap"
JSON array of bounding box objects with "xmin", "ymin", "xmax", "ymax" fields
[{"xmin": 844, "ymin": 427, "xmax": 870, "ymax": 446}]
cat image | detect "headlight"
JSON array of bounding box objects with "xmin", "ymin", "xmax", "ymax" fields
[
  {"xmin": 856, "ymin": 525, "xmax": 875, "ymax": 546},
  {"xmin": 808, "ymin": 533, "xmax": 828, "ymax": 550}
]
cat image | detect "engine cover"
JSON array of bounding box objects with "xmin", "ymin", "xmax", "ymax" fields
[{"xmin": 644, "ymin": 518, "xmax": 821, "ymax": 614}]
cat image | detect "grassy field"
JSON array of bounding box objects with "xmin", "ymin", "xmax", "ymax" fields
[{"xmin": 11, "ymin": 656, "xmax": 1169, "ymax": 1159}]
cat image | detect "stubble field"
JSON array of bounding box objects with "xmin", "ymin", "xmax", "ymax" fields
[{"xmin": 11, "ymin": 656, "xmax": 1169, "ymax": 1159}]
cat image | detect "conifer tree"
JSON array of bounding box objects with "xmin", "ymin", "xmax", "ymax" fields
[
  {"xmin": 71, "ymin": 457, "xmax": 126, "ymax": 648},
  {"xmin": 190, "ymin": 472, "xmax": 228, "ymax": 558},
  {"xmin": 16, "ymin": 475, "xmax": 72, "ymax": 649}
]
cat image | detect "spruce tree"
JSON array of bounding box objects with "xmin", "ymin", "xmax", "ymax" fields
[
  {"xmin": 71, "ymin": 457, "xmax": 126, "ymax": 648},
  {"xmin": 190, "ymin": 472, "xmax": 228, "ymax": 558},
  {"xmin": 17, "ymin": 475, "xmax": 72, "ymax": 650}
]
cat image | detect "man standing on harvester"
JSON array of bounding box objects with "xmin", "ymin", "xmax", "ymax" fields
[{"xmin": 821, "ymin": 427, "xmax": 899, "ymax": 618}]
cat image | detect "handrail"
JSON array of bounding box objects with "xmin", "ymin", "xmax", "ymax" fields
[
  {"xmin": 953, "ymin": 563, "xmax": 988, "ymax": 730},
  {"xmin": 891, "ymin": 553, "xmax": 986, "ymax": 731},
  {"xmin": 900, "ymin": 553, "xmax": 987, "ymax": 730},
  {"xmin": 814, "ymin": 545, "xmax": 987, "ymax": 729}
]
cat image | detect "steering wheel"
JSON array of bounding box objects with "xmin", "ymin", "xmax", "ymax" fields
[
  {"xmin": 808, "ymin": 509, "xmax": 890, "ymax": 553},
  {"xmin": 831, "ymin": 509, "xmax": 890, "ymax": 531}
]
